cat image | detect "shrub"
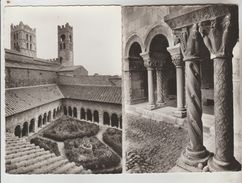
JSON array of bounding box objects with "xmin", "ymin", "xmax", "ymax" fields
[
  {"xmin": 43, "ymin": 117, "xmax": 99, "ymax": 141},
  {"xmin": 30, "ymin": 136, "xmax": 60, "ymax": 156},
  {"xmin": 64, "ymin": 137, "xmax": 120, "ymax": 172},
  {"xmin": 103, "ymin": 128, "xmax": 122, "ymax": 156}
]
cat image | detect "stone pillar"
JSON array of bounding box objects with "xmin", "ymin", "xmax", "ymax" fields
[
  {"xmin": 199, "ymin": 12, "xmax": 241, "ymax": 171},
  {"xmin": 167, "ymin": 44, "xmax": 186, "ymax": 118},
  {"xmin": 173, "ymin": 24, "xmax": 210, "ymax": 169},
  {"xmin": 156, "ymin": 68, "xmax": 165, "ymax": 105},
  {"xmin": 123, "ymin": 57, "xmax": 132, "ymax": 105},
  {"xmin": 140, "ymin": 52, "xmax": 158, "ymax": 110},
  {"xmin": 99, "ymin": 112, "xmax": 104, "ymax": 125}
]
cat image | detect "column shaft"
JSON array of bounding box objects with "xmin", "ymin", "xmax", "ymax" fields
[
  {"xmin": 176, "ymin": 66, "xmax": 185, "ymax": 110},
  {"xmin": 147, "ymin": 67, "xmax": 155, "ymax": 109},
  {"xmin": 156, "ymin": 68, "xmax": 165, "ymax": 105}
]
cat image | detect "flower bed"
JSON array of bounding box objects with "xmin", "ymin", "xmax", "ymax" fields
[
  {"xmin": 43, "ymin": 116, "xmax": 99, "ymax": 141},
  {"xmin": 64, "ymin": 136, "xmax": 120, "ymax": 171},
  {"xmin": 30, "ymin": 136, "xmax": 61, "ymax": 156},
  {"xmin": 103, "ymin": 128, "xmax": 122, "ymax": 156}
]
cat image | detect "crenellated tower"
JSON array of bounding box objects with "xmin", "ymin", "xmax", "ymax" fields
[
  {"xmin": 10, "ymin": 21, "xmax": 37, "ymax": 57},
  {"xmin": 58, "ymin": 23, "xmax": 73, "ymax": 66}
]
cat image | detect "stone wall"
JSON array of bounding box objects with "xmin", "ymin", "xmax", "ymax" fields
[
  {"xmin": 6, "ymin": 100, "xmax": 62, "ymax": 134},
  {"xmin": 5, "ymin": 67, "xmax": 58, "ymax": 88}
]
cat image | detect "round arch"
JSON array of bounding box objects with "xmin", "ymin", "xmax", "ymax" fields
[
  {"xmin": 22, "ymin": 122, "xmax": 29, "ymax": 137},
  {"xmin": 68, "ymin": 106, "xmax": 72, "ymax": 117},
  {"xmin": 64, "ymin": 106, "xmax": 67, "ymax": 115},
  {"xmin": 93, "ymin": 110, "xmax": 99, "ymax": 123},
  {"xmin": 29, "ymin": 118, "xmax": 35, "ymax": 133},
  {"xmin": 111, "ymin": 113, "xmax": 119, "ymax": 128},
  {"xmin": 73, "ymin": 107, "xmax": 77, "ymax": 118},
  {"xmin": 81, "ymin": 108, "xmax": 86, "ymax": 120},
  {"xmin": 103, "ymin": 112, "xmax": 110, "ymax": 126},
  {"xmin": 14, "ymin": 125, "xmax": 22, "ymax": 138},
  {"xmin": 144, "ymin": 24, "xmax": 172, "ymax": 52},
  {"xmin": 38, "ymin": 115, "xmax": 42, "ymax": 128},
  {"xmin": 43, "ymin": 113, "xmax": 47, "ymax": 125},
  {"xmin": 87, "ymin": 109, "xmax": 92, "ymax": 121},
  {"xmin": 48, "ymin": 111, "xmax": 51, "ymax": 122},
  {"xmin": 125, "ymin": 34, "xmax": 144, "ymax": 57},
  {"xmin": 53, "ymin": 109, "xmax": 56, "ymax": 119}
]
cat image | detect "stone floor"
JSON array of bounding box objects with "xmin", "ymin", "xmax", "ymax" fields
[{"xmin": 124, "ymin": 113, "xmax": 189, "ymax": 173}]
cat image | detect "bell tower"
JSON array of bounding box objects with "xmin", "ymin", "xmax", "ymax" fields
[{"xmin": 58, "ymin": 23, "xmax": 73, "ymax": 66}]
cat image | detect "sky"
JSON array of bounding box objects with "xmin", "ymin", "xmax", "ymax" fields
[{"xmin": 4, "ymin": 6, "xmax": 121, "ymax": 75}]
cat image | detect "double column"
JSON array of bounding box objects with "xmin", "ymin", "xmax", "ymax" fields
[
  {"xmin": 167, "ymin": 44, "xmax": 186, "ymax": 118},
  {"xmin": 199, "ymin": 12, "xmax": 241, "ymax": 171},
  {"xmin": 140, "ymin": 51, "xmax": 168, "ymax": 110}
]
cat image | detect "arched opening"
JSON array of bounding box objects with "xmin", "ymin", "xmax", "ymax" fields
[
  {"xmin": 81, "ymin": 108, "xmax": 85, "ymax": 120},
  {"xmin": 87, "ymin": 109, "xmax": 92, "ymax": 121},
  {"xmin": 14, "ymin": 125, "xmax": 21, "ymax": 138},
  {"xmin": 149, "ymin": 34, "xmax": 175, "ymax": 103},
  {"xmin": 38, "ymin": 115, "xmax": 42, "ymax": 128},
  {"xmin": 111, "ymin": 113, "xmax": 119, "ymax": 128},
  {"xmin": 73, "ymin": 107, "xmax": 77, "ymax": 118},
  {"xmin": 48, "ymin": 111, "xmax": 51, "ymax": 122},
  {"xmin": 53, "ymin": 109, "xmax": 56, "ymax": 119},
  {"xmin": 43, "ymin": 113, "xmax": 47, "ymax": 125},
  {"xmin": 64, "ymin": 106, "xmax": 67, "ymax": 115},
  {"xmin": 119, "ymin": 116, "xmax": 122, "ymax": 129},
  {"xmin": 93, "ymin": 110, "xmax": 99, "ymax": 123},
  {"xmin": 60, "ymin": 34, "xmax": 66, "ymax": 42},
  {"xmin": 103, "ymin": 112, "xmax": 110, "ymax": 126},
  {"xmin": 29, "ymin": 118, "xmax": 35, "ymax": 133},
  {"xmin": 68, "ymin": 106, "xmax": 72, "ymax": 117},
  {"xmin": 22, "ymin": 122, "xmax": 29, "ymax": 137},
  {"xmin": 128, "ymin": 42, "xmax": 148, "ymax": 104}
]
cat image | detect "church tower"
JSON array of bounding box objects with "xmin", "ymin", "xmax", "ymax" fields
[
  {"xmin": 58, "ymin": 23, "xmax": 73, "ymax": 66},
  {"xmin": 11, "ymin": 21, "xmax": 37, "ymax": 57}
]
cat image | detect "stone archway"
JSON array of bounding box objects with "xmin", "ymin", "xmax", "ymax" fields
[
  {"xmin": 87, "ymin": 109, "xmax": 92, "ymax": 121},
  {"xmin": 93, "ymin": 110, "xmax": 99, "ymax": 123},
  {"xmin": 73, "ymin": 107, "xmax": 77, "ymax": 118},
  {"xmin": 43, "ymin": 113, "xmax": 47, "ymax": 125},
  {"xmin": 64, "ymin": 106, "xmax": 67, "ymax": 115},
  {"xmin": 14, "ymin": 125, "xmax": 21, "ymax": 138},
  {"xmin": 53, "ymin": 109, "xmax": 56, "ymax": 119},
  {"xmin": 38, "ymin": 115, "xmax": 42, "ymax": 128},
  {"xmin": 81, "ymin": 108, "xmax": 85, "ymax": 120},
  {"xmin": 22, "ymin": 122, "xmax": 29, "ymax": 137},
  {"xmin": 128, "ymin": 42, "xmax": 148, "ymax": 104},
  {"xmin": 29, "ymin": 118, "xmax": 35, "ymax": 133},
  {"xmin": 103, "ymin": 112, "xmax": 110, "ymax": 126},
  {"xmin": 111, "ymin": 113, "xmax": 119, "ymax": 128},
  {"xmin": 48, "ymin": 111, "xmax": 51, "ymax": 122},
  {"xmin": 68, "ymin": 106, "xmax": 72, "ymax": 117}
]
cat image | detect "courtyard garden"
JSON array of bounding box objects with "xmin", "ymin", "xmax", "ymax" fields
[
  {"xmin": 125, "ymin": 113, "xmax": 188, "ymax": 173},
  {"xmin": 30, "ymin": 116, "xmax": 122, "ymax": 174}
]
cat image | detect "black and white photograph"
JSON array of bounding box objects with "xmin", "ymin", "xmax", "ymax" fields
[
  {"xmin": 3, "ymin": 5, "xmax": 122, "ymax": 174},
  {"xmin": 1, "ymin": 1, "xmax": 242, "ymax": 183}
]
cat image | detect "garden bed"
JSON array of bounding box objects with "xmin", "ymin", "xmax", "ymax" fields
[
  {"xmin": 103, "ymin": 128, "xmax": 122, "ymax": 156},
  {"xmin": 64, "ymin": 136, "xmax": 120, "ymax": 172},
  {"xmin": 43, "ymin": 116, "xmax": 99, "ymax": 141},
  {"xmin": 30, "ymin": 136, "xmax": 61, "ymax": 156}
]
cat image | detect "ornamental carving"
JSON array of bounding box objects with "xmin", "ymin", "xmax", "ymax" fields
[
  {"xmin": 167, "ymin": 44, "xmax": 183, "ymax": 67},
  {"xmin": 199, "ymin": 13, "xmax": 238, "ymax": 59},
  {"xmin": 140, "ymin": 51, "xmax": 170, "ymax": 68}
]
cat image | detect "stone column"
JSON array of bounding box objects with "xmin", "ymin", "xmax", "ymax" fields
[
  {"xmin": 156, "ymin": 68, "xmax": 165, "ymax": 105},
  {"xmin": 99, "ymin": 112, "xmax": 104, "ymax": 125},
  {"xmin": 140, "ymin": 52, "xmax": 156, "ymax": 110},
  {"xmin": 123, "ymin": 57, "xmax": 132, "ymax": 105},
  {"xmin": 199, "ymin": 12, "xmax": 241, "ymax": 171},
  {"xmin": 174, "ymin": 24, "xmax": 210, "ymax": 169},
  {"xmin": 167, "ymin": 44, "xmax": 186, "ymax": 118}
]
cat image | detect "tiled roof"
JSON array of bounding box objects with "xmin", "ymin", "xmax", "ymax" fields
[
  {"xmin": 5, "ymin": 84, "xmax": 64, "ymax": 117},
  {"xmin": 59, "ymin": 85, "xmax": 121, "ymax": 104}
]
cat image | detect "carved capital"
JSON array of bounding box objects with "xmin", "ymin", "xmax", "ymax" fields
[
  {"xmin": 167, "ymin": 44, "xmax": 183, "ymax": 67},
  {"xmin": 140, "ymin": 51, "xmax": 170, "ymax": 68},
  {"xmin": 199, "ymin": 13, "xmax": 238, "ymax": 59},
  {"xmin": 173, "ymin": 23, "xmax": 204, "ymax": 61}
]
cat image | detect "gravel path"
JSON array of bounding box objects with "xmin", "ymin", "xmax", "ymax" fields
[{"xmin": 125, "ymin": 113, "xmax": 189, "ymax": 173}]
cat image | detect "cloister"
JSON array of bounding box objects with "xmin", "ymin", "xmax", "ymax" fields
[{"xmin": 123, "ymin": 5, "xmax": 241, "ymax": 172}]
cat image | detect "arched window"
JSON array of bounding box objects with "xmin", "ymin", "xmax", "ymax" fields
[
  {"xmin": 22, "ymin": 122, "xmax": 29, "ymax": 137},
  {"xmin": 14, "ymin": 125, "xmax": 21, "ymax": 138},
  {"xmin": 93, "ymin": 110, "xmax": 99, "ymax": 123},
  {"xmin": 73, "ymin": 107, "xmax": 77, "ymax": 118},
  {"xmin": 60, "ymin": 34, "xmax": 66, "ymax": 42},
  {"xmin": 30, "ymin": 44, "xmax": 32, "ymax": 50},
  {"xmin": 68, "ymin": 106, "xmax": 72, "ymax": 116},
  {"xmin": 53, "ymin": 109, "xmax": 56, "ymax": 119},
  {"xmin": 87, "ymin": 109, "xmax": 92, "ymax": 121},
  {"xmin": 103, "ymin": 112, "xmax": 110, "ymax": 126},
  {"xmin": 38, "ymin": 115, "xmax": 42, "ymax": 128},
  {"xmin": 26, "ymin": 43, "xmax": 29, "ymax": 49},
  {"xmin": 81, "ymin": 108, "xmax": 85, "ymax": 120},
  {"xmin": 111, "ymin": 113, "xmax": 119, "ymax": 128},
  {"xmin": 29, "ymin": 119, "xmax": 35, "ymax": 133},
  {"xmin": 64, "ymin": 106, "xmax": 67, "ymax": 115}
]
